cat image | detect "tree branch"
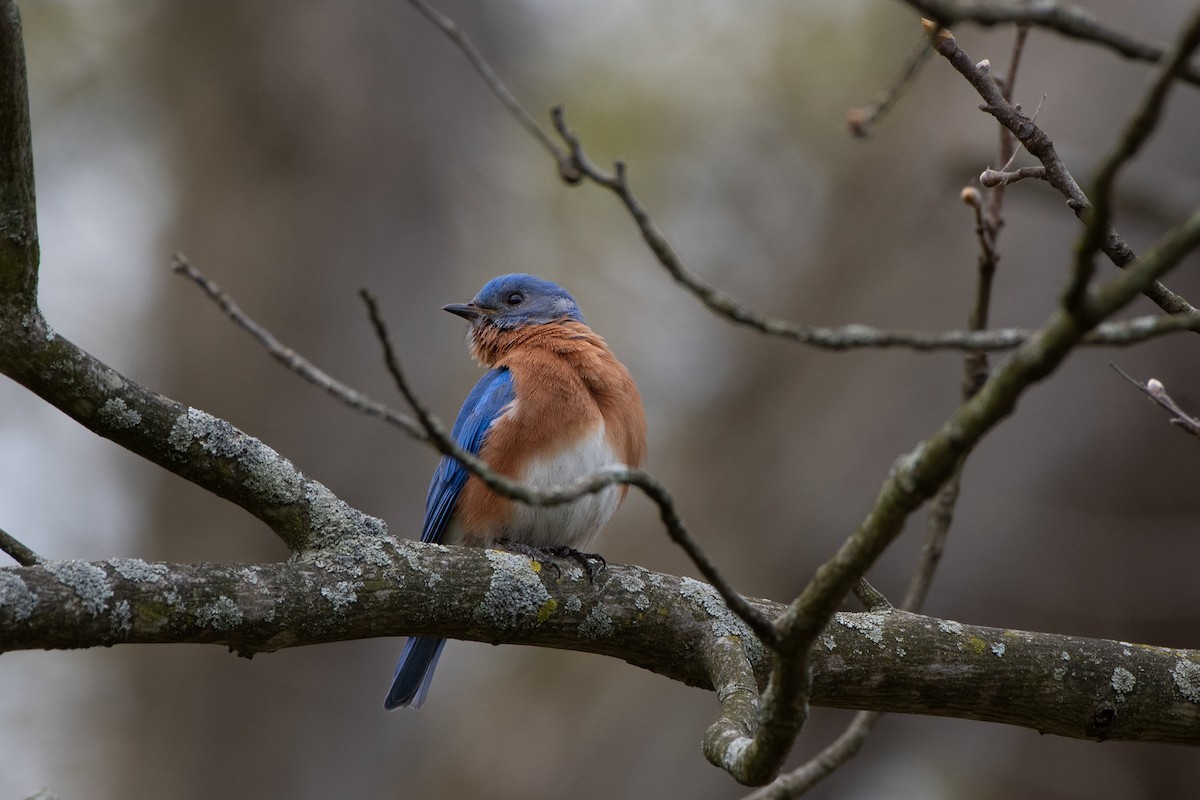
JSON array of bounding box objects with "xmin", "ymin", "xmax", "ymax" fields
[
  {"xmin": 0, "ymin": 525, "xmax": 41, "ymax": 566},
  {"xmin": 0, "ymin": 310, "xmax": 377, "ymax": 554},
  {"xmin": 171, "ymin": 254, "xmax": 428, "ymax": 440},
  {"xmin": 902, "ymin": 0, "xmax": 1200, "ymax": 88},
  {"xmin": 703, "ymin": 635, "xmax": 764, "ymax": 782},
  {"xmin": 0, "ymin": 0, "xmax": 37, "ymax": 312},
  {"xmin": 401, "ymin": 0, "xmax": 1200, "ymax": 350},
  {"xmin": 4, "ymin": 553, "xmax": 1200, "ymax": 748},
  {"xmin": 733, "ymin": 193, "xmax": 1200, "ymax": 784},
  {"xmin": 400, "ymin": 0, "xmax": 580, "ymax": 182}
]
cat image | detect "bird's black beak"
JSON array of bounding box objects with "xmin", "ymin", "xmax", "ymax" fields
[{"xmin": 443, "ymin": 302, "xmax": 482, "ymax": 321}]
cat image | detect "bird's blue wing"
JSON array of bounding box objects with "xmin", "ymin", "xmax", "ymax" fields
[
  {"xmin": 420, "ymin": 367, "xmax": 514, "ymax": 544},
  {"xmin": 385, "ymin": 367, "xmax": 514, "ymax": 710}
]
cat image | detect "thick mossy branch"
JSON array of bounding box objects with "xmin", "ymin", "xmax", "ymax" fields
[
  {"xmin": 0, "ymin": 3, "xmax": 364, "ymax": 555},
  {"xmin": 702, "ymin": 635, "xmax": 762, "ymax": 781},
  {"xmin": 3, "ymin": 549, "xmax": 1199, "ymax": 747},
  {"xmin": 0, "ymin": 310, "xmax": 375, "ymax": 554}
]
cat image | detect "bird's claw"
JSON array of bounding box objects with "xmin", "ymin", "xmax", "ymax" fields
[
  {"xmin": 545, "ymin": 546, "xmax": 606, "ymax": 582},
  {"xmin": 498, "ymin": 540, "xmax": 606, "ymax": 583}
]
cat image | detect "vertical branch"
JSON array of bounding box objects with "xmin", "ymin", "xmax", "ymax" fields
[
  {"xmin": 0, "ymin": 0, "xmax": 39, "ymax": 311},
  {"xmin": 962, "ymin": 188, "xmax": 997, "ymax": 397},
  {"xmin": 907, "ymin": 22, "xmax": 1029, "ymax": 613},
  {"xmin": 975, "ymin": 24, "xmax": 1027, "ymax": 295}
]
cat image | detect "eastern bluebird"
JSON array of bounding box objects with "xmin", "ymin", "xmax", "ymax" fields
[{"xmin": 384, "ymin": 274, "xmax": 647, "ymax": 709}]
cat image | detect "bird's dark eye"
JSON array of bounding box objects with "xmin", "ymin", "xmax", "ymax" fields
[{"xmin": 506, "ymin": 292, "xmax": 524, "ymax": 306}]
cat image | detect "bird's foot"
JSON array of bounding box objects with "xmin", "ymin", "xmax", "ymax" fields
[
  {"xmin": 498, "ymin": 541, "xmax": 606, "ymax": 583},
  {"xmin": 544, "ymin": 546, "xmax": 606, "ymax": 583}
]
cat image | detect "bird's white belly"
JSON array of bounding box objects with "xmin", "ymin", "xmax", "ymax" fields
[{"xmin": 510, "ymin": 424, "xmax": 623, "ymax": 549}]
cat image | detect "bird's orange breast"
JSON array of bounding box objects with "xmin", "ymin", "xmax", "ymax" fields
[{"xmin": 453, "ymin": 320, "xmax": 646, "ymax": 546}]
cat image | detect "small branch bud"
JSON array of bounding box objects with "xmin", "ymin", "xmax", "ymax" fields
[
  {"xmin": 980, "ymin": 166, "xmax": 1047, "ymax": 188},
  {"xmin": 846, "ymin": 108, "xmax": 870, "ymax": 138},
  {"xmin": 980, "ymin": 169, "xmax": 1002, "ymax": 188},
  {"xmin": 921, "ymin": 18, "xmax": 954, "ymax": 45},
  {"xmin": 960, "ymin": 186, "xmax": 981, "ymax": 207}
]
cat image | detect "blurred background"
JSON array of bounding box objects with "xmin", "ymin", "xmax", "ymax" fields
[{"xmin": 2, "ymin": 1, "xmax": 1199, "ymax": 798}]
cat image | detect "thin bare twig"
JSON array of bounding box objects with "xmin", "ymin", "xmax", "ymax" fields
[
  {"xmin": 997, "ymin": 23, "xmax": 1029, "ymax": 102},
  {"xmin": 851, "ymin": 578, "xmax": 893, "ymax": 612},
  {"xmin": 0, "ymin": 526, "xmax": 42, "ymax": 566},
  {"xmin": 172, "ymin": 255, "xmax": 427, "ymax": 441},
  {"xmin": 553, "ymin": 107, "xmax": 1200, "ymax": 351},
  {"xmin": 960, "ymin": 187, "xmax": 998, "ymax": 399},
  {"xmin": 903, "ymin": 191, "xmax": 997, "ymax": 607},
  {"xmin": 401, "ymin": 0, "xmax": 579, "ymax": 182},
  {"xmin": 181, "ymin": 250, "xmax": 1199, "ymax": 368},
  {"xmin": 403, "ymin": 0, "xmax": 847, "ymax": 350},
  {"xmin": 902, "ymin": 11, "xmax": 1025, "ymax": 622},
  {"xmin": 1112, "ymin": 364, "xmax": 1200, "ymax": 438},
  {"xmin": 846, "ymin": 35, "xmax": 932, "ymax": 138}
]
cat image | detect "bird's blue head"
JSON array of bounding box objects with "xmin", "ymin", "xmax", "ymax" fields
[{"xmin": 444, "ymin": 274, "xmax": 585, "ymax": 329}]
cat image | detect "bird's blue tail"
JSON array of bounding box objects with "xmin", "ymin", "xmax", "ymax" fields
[{"xmin": 384, "ymin": 636, "xmax": 447, "ymax": 709}]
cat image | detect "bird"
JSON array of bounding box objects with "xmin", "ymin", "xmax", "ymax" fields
[{"xmin": 384, "ymin": 273, "xmax": 647, "ymax": 709}]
